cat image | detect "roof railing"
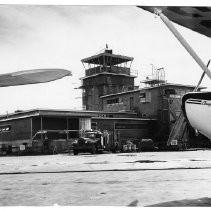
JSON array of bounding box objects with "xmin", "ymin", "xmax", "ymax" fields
[{"xmin": 85, "ymin": 66, "xmax": 138, "ymax": 77}]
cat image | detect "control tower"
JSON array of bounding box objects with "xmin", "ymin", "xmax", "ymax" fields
[{"xmin": 80, "ymin": 47, "xmax": 137, "ymax": 111}]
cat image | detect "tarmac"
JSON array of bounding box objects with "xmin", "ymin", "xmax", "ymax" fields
[{"xmin": 1, "ymin": 149, "xmax": 211, "ymax": 206}]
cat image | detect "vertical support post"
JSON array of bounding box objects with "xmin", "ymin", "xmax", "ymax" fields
[
  {"xmin": 194, "ymin": 60, "xmax": 210, "ymax": 91},
  {"xmin": 41, "ymin": 116, "xmax": 43, "ymax": 141},
  {"xmin": 66, "ymin": 117, "xmax": 69, "ymax": 140},
  {"xmin": 103, "ymin": 55, "xmax": 105, "ymax": 69},
  {"xmin": 98, "ymin": 58, "xmax": 101, "ymax": 73},
  {"xmin": 155, "ymin": 8, "xmax": 211, "ymax": 80},
  {"xmin": 30, "ymin": 118, "xmax": 33, "ymax": 140},
  {"xmin": 129, "ymin": 60, "xmax": 133, "ymax": 70},
  {"xmin": 113, "ymin": 121, "xmax": 116, "ymax": 148}
]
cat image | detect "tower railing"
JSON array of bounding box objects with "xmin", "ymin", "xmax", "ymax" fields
[{"xmin": 85, "ymin": 66, "xmax": 138, "ymax": 77}]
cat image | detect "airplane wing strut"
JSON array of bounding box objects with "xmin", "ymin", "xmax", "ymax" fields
[{"xmin": 154, "ymin": 7, "xmax": 211, "ymax": 80}]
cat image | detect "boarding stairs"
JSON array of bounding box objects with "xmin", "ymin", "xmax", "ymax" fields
[{"xmin": 167, "ymin": 60, "xmax": 210, "ymax": 148}]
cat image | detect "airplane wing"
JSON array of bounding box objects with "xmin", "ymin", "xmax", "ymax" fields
[
  {"xmin": 139, "ymin": 6, "xmax": 211, "ymax": 38},
  {"xmin": 0, "ymin": 68, "xmax": 72, "ymax": 87}
]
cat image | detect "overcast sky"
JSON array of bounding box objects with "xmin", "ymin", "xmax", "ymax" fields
[{"xmin": 0, "ymin": 4, "xmax": 211, "ymax": 114}]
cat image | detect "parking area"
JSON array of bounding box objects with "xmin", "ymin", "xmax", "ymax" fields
[{"xmin": 1, "ymin": 150, "xmax": 211, "ymax": 206}]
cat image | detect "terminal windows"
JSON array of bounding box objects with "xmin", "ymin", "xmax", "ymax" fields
[
  {"xmin": 0, "ymin": 125, "xmax": 11, "ymax": 133},
  {"xmin": 140, "ymin": 92, "xmax": 151, "ymax": 103},
  {"xmin": 91, "ymin": 122, "xmax": 97, "ymax": 130},
  {"xmin": 107, "ymin": 98, "xmax": 119, "ymax": 104}
]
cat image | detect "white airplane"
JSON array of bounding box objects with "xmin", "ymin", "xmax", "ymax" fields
[
  {"xmin": 0, "ymin": 68, "xmax": 71, "ymax": 87},
  {"xmin": 139, "ymin": 6, "xmax": 211, "ymax": 140}
]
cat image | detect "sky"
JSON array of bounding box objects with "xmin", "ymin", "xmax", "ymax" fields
[{"xmin": 1, "ymin": 3, "xmax": 211, "ymax": 114}]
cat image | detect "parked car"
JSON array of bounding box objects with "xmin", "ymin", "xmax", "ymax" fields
[
  {"xmin": 72, "ymin": 137, "xmax": 103, "ymax": 155},
  {"xmin": 139, "ymin": 139, "xmax": 159, "ymax": 152}
]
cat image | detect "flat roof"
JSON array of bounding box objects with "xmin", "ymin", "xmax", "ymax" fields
[
  {"xmin": 80, "ymin": 72, "xmax": 136, "ymax": 81},
  {"xmin": 92, "ymin": 117, "xmax": 157, "ymax": 121},
  {"xmin": 0, "ymin": 109, "xmax": 138, "ymax": 122},
  {"xmin": 81, "ymin": 52, "xmax": 134, "ymax": 65},
  {"xmin": 100, "ymin": 83, "xmax": 206, "ymax": 98},
  {"xmin": 0, "ymin": 109, "xmax": 97, "ymax": 122}
]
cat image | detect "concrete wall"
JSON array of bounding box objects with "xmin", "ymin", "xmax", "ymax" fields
[
  {"xmin": 82, "ymin": 74, "xmax": 134, "ymax": 87},
  {"xmin": 102, "ymin": 85, "xmax": 196, "ymax": 118},
  {"xmin": 82, "ymin": 74, "xmax": 135, "ymax": 111},
  {"xmin": 138, "ymin": 88, "xmax": 161, "ymax": 118},
  {"xmin": 0, "ymin": 118, "xmax": 32, "ymax": 147},
  {"xmin": 102, "ymin": 91, "xmax": 140, "ymax": 112},
  {"xmin": 102, "ymin": 89, "xmax": 158, "ymax": 116},
  {"xmin": 92, "ymin": 118, "xmax": 156, "ymax": 141}
]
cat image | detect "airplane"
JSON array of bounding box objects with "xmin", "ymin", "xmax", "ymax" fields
[
  {"xmin": 0, "ymin": 68, "xmax": 71, "ymax": 87},
  {"xmin": 138, "ymin": 6, "xmax": 211, "ymax": 140}
]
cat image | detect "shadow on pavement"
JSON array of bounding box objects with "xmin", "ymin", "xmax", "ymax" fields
[
  {"xmin": 126, "ymin": 160, "xmax": 167, "ymax": 163},
  {"xmin": 147, "ymin": 197, "xmax": 211, "ymax": 207}
]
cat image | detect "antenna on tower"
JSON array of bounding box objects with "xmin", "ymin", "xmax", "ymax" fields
[
  {"xmin": 106, "ymin": 44, "xmax": 108, "ymax": 49},
  {"xmin": 141, "ymin": 64, "xmax": 166, "ymax": 87}
]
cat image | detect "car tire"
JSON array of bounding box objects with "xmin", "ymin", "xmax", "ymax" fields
[
  {"xmin": 73, "ymin": 150, "xmax": 78, "ymax": 155},
  {"xmin": 91, "ymin": 146, "xmax": 96, "ymax": 154}
]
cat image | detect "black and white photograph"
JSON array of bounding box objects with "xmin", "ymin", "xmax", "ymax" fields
[{"xmin": 1, "ymin": 0, "xmax": 211, "ymax": 207}]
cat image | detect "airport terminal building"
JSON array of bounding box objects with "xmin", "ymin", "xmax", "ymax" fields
[
  {"xmin": 0, "ymin": 48, "xmax": 210, "ymax": 155},
  {"xmin": 0, "ymin": 108, "xmax": 155, "ymax": 154}
]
